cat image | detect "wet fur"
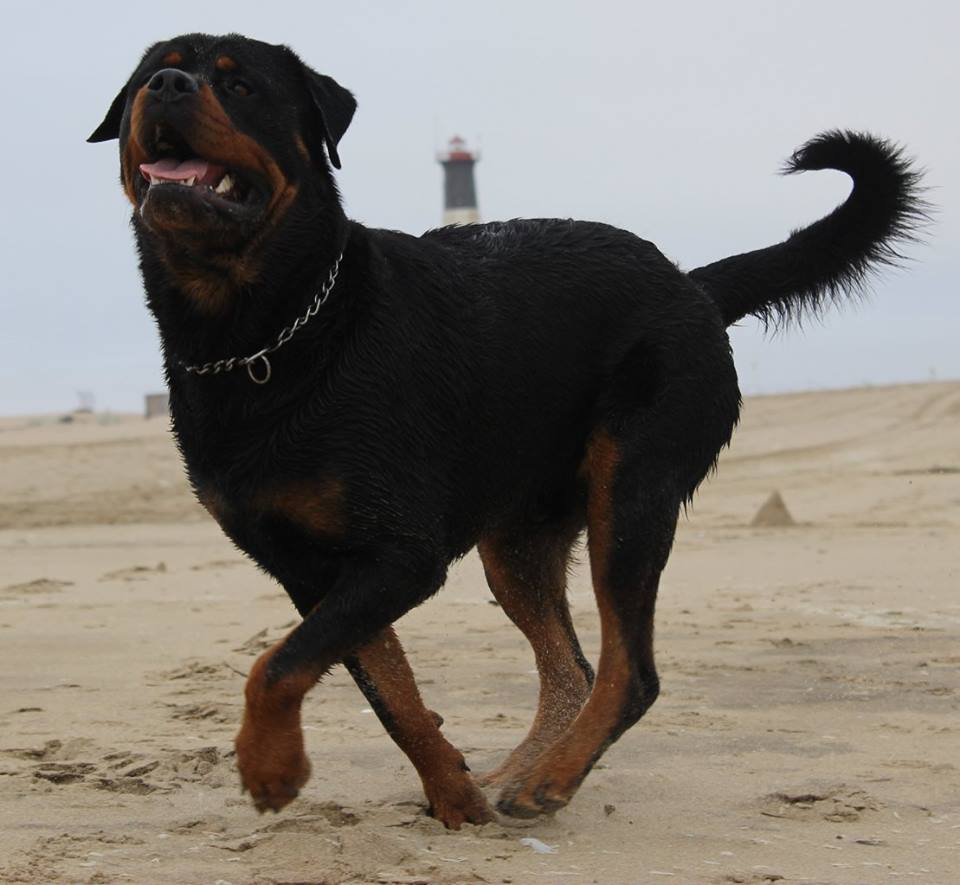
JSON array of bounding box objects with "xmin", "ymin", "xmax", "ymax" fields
[{"xmin": 90, "ymin": 33, "xmax": 924, "ymax": 825}]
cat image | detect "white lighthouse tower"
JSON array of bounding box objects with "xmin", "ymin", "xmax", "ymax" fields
[{"xmin": 438, "ymin": 135, "xmax": 480, "ymax": 226}]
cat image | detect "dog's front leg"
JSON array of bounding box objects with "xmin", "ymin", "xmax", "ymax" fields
[
  {"xmin": 235, "ymin": 636, "xmax": 315, "ymax": 813},
  {"xmin": 344, "ymin": 627, "xmax": 495, "ymax": 829},
  {"xmin": 235, "ymin": 551, "xmax": 447, "ymax": 814}
]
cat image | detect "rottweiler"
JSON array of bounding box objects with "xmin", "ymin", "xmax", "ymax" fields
[{"xmin": 89, "ymin": 33, "xmax": 924, "ymax": 828}]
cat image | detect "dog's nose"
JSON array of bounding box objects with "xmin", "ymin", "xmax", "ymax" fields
[{"xmin": 146, "ymin": 68, "xmax": 199, "ymax": 102}]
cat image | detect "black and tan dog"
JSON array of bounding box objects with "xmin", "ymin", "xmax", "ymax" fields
[{"xmin": 89, "ymin": 33, "xmax": 924, "ymax": 828}]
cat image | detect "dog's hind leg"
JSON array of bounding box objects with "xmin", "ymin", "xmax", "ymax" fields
[
  {"xmin": 497, "ymin": 341, "xmax": 740, "ymax": 817},
  {"xmin": 476, "ymin": 522, "xmax": 594, "ymax": 786},
  {"xmin": 343, "ymin": 627, "xmax": 495, "ymax": 828}
]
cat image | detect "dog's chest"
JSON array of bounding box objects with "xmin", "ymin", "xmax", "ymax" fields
[
  {"xmin": 193, "ymin": 472, "xmax": 356, "ymax": 595},
  {"xmin": 176, "ymin": 409, "xmax": 356, "ymax": 574}
]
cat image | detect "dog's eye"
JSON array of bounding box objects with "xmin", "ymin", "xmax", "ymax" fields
[{"xmin": 230, "ymin": 79, "xmax": 253, "ymax": 97}]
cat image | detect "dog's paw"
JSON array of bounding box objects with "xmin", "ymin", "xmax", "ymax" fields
[
  {"xmin": 238, "ymin": 750, "xmax": 311, "ymax": 813},
  {"xmin": 425, "ymin": 775, "xmax": 496, "ymax": 829},
  {"xmin": 235, "ymin": 727, "xmax": 311, "ymax": 813},
  {"xmin": 496, "ymin": 774, "xmax": 570, "ymax": 819}
]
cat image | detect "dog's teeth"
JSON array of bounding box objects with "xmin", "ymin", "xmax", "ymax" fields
[
  {"xmin": 184, "ymin": 176, "xmax": 197, "ymax": 187},
  {"xmin": 215, "ymin": 174, "xmax": 234, "ymax": 195}
]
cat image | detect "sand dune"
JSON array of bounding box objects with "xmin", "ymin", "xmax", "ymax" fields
[{"xmin": 1, "ymin": 382, "xmax": 958, "ymax": 884}]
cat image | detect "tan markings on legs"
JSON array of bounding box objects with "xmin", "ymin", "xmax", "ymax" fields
[
  {"xmin": 351, "ymin": 628, "xmax": 494, "ymax": 829},
  {"xmin": 498, "ymin": 430, "xmax": 639, "ymax": 817},
  {"xmin": 235, "ymin": 636, "xmax": 326, "ymax": 813},
  {"xmin": 476, "ymin": 530, "xmax": 591, "ymax": 786}
]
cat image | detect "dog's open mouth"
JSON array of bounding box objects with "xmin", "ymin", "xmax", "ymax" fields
[
  {"xmin": 141, "ymin": 156, "xmax": 243, "ymax": 199},
  {"xmin": 136, "ymin": 123, "xmax": 261, "ymax": 215}
]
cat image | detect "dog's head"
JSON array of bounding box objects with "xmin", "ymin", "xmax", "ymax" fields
[{"xmin": 89, "ymin": 34, "xmax": 355, "ymax": 307}]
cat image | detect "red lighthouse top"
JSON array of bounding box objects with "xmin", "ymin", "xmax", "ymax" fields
[{"xmin": 438, "ymin": 135, "xmax": 478, "ymax": 163}]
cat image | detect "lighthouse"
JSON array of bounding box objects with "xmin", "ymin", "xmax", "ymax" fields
[{"xmin": 437, "ymin": 135, "xmax": 480, "ymax": 226}]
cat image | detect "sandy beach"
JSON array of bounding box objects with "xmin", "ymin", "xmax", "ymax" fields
[{"xmin": 1, "ymin": 381, "xmax": 958, "ymax": 884}]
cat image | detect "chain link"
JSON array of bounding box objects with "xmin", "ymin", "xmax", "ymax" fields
[{"xmin": 179, "ymin": 252, "xmax": 343, "ymax": 384}]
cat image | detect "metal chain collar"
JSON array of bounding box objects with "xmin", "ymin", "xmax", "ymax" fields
[{"xmin": 179, "ymin": 252, "xmax": 343, "ymax": 385}]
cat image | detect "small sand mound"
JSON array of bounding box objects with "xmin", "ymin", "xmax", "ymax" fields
[{"xmin": 750, "ymin": 491, "xmax": 796, "ymax": 527}]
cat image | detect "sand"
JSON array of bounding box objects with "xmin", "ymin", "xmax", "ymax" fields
[{"xmin": 1, "ymin": 381, "xmax": 958, "ymax": 884}]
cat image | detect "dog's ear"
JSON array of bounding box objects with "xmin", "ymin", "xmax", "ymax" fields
[
  {"xmin": 302, "ymin": 68, "xmax": 356, "ymax": 170},
  {"xmin": 87, "ymin": 86, "xmax": 128, "ymax": 143}
]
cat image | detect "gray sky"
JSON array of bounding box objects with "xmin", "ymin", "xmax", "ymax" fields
[{"xmin": 1, "ymin": 0, "xmax": 956, "ymax": 415}]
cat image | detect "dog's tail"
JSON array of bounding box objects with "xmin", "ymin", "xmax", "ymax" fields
[{"xmin": 688, "ymin": 130, "xmax": 927, "ymax": 329}]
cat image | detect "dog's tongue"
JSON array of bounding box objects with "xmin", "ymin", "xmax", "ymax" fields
[{"xmin": 140, "ymin": 157, "xmax": 224, "ymax": 184}]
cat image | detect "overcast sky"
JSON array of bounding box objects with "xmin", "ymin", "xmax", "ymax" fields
[{"xmin": 1, "ymin": 0, "xmax": 956, "ymax": 415}]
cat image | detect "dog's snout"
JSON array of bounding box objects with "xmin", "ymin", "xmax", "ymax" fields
[{"xmin": 147, "ymin": 68, "xmax": 199, "ymax": 102}]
